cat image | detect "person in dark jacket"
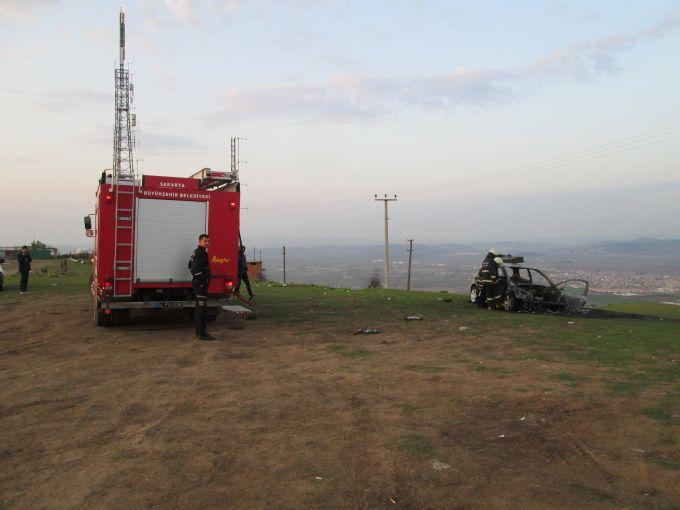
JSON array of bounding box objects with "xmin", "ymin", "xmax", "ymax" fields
[
  {"xmin": 17, "ymin": 246, "xmax": 32, "ymax": 294},
  {"xmin": 188, "ymin": 234, "xmax": 214, "ymax": 340},
  {"xmin": 236, "ymin": 245, "xmax": 254, "ymax": 300},
  {"xmin": 478, "ymin": 249, "xmax": 503, "ymax": 308}
]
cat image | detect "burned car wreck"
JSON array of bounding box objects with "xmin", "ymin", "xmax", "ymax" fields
[{"xmin": 470, "ymin": 257, "xmax": 589, "ymax": 313}]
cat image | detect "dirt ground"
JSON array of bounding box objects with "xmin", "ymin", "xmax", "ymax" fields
[{"xmin": 0, "ymin": 291, "xmax": 678, "ymax": 509}]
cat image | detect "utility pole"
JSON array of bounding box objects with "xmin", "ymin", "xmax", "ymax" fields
[
  {"xmin": 406, "ymin": 239, "xmax": 414, "ymax": 291},
  {"xmin": 282, "ymin": 245, "xmax": 287, "ymax": 285},
  {"xmin": 374, "ymin": 194, "xmax": 398, "ymax": 289}
]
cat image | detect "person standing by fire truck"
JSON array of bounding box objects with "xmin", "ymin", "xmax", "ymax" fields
[
  {"xmin": 189, "ymin": 234, "xmax": 214, "ymax": 341},
  {"xmin": 236, "ymin": 245, "xmax": 254, "ymax": 301},
  {"xmin": 17, "ymin": 245, "xmax": 32, "ymax": 294}
]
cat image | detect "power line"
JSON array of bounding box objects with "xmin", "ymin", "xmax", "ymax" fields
[
  {"xmin": 407, "ymin": 125, "xmax": 680, "ymax": 195},
  {"xmin": 245, "ymin": 122, "xmax": 680, "ymax": 210},
  {"xmin": 415, "ymin": 133, "xmax": 680, "ymax": 194}
]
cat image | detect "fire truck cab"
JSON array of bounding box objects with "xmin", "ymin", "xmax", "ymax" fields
[{"xmin": 86, "ymin": 168, "xmax": 240, "ymax": 326}]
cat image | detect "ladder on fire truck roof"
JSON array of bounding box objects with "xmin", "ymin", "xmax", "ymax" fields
[{"xmin": 111, "ymin": 9, "xmax": 137, "ymax": 298}]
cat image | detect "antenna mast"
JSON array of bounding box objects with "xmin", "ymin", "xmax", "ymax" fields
[
  {"xmin": 112, "ymin": 9, "xmax": 136, "ymax": 181},
  {"xmin": 230, "ymin": 137, "xmax": 247, "ymax": 181}
]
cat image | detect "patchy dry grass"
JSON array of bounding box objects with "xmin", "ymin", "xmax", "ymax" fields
[{"xmin": 1, "ymin": 280, "xmax": 678, "ymax": 508}]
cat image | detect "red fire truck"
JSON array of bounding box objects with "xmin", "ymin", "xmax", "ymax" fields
[{"xmin": 85, "ymin": 169, "xmax": 240, "ymax": 326}]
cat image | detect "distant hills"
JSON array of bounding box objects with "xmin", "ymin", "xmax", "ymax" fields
[
  {"xmin": 55, "ymin": 237, "xmax": 680, "ymax": 264},
  {"xmin": 248, "ymin": 238, "xmax": 680, "ymax": 262},
  {"xmin": 577, "ymin": 238, "xmax": 680, "ymax": 255}
]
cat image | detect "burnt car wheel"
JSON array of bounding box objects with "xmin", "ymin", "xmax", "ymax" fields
[
  {"xmin": 503, "ymin": 293, "xmax": 519, "ymax": 312},
  {"xmin": 470, "ymin": 285, "xmax": 485, "ymax": 307}
]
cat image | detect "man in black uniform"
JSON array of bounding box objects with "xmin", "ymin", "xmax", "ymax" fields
[
  {"xmin": 235, "ymin": 245, "xmax": 254, "ymax": 301},
  {"xmin": 17, "ymin": 246, "xmax": 32, "ymax": 294},
  {"xmin": 189, "ymin": 234, "xmax": 214, "ymax": 340}
]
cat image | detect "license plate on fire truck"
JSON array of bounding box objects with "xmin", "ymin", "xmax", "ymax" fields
[{"xmin": 157, "ymin": 301, "xmax": 185, "ymax": 308}]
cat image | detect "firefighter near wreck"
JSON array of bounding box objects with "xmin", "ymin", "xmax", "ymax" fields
[{"xmin": 478, "ymin": 249, "xmax": 505, "ymax": 308}]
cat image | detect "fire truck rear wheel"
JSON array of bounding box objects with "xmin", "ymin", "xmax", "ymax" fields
[
  {"xmin": 182, "ymin": 309, "xmax": 194, "ymax": 322},
  {"xmin": 113, "ymin": 309, "xmax": 130, "ymax": 325},
  {"xmin": 96, "ymin": 309, "xmax": 112, "ymax": 327}
]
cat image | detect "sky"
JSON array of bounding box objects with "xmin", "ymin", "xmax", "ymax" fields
[{"xmin": 1, "ymin": 0, "xmax": 679, "ymax": 248}]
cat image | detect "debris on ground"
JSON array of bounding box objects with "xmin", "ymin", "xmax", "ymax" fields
[
  {"xmin": 438, "ymin": 297, "xmax": 452, "ymax": 302},
  {"xmin": 431, "ymin": 460, "xmax": 451, "ymax": 471},
  {"xmin": 222, "ymin": 305, "xmax": 252, "ymax": 318},
  {"xmin": 458, "ymin": 326, "xmax": 469, "ymax": 331},
  {"xmin": 354, "ymin": 328, "xmax": 380, "ymax": 335},
  {"xmin": 405, "ymin": 315, "xmax": 423, "ymax": 321}
]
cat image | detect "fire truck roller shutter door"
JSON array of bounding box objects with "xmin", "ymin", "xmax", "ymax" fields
[{"xmin": 135, "ymin": 198, "xmax": 207, "ymax": 282}]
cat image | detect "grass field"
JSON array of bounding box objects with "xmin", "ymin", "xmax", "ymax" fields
[
  {"xmin": 603, "ymin": 301, "xmax": 680, "ymax": 320},
  {"xmin": 1, "ymin": 259, "xmax": 92, "ymax": 296},
  {"xmin": 1, "ymin": 261, "xmax": 678, "ymax": 508}
]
